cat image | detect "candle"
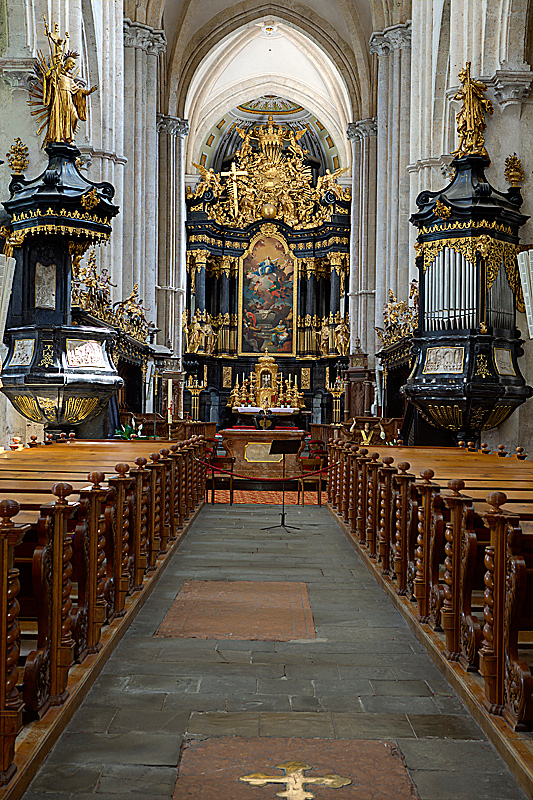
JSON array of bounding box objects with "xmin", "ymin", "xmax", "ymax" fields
[{"xmin": 167, "ymin": 379, "xmax": 172, "ymax": 424}]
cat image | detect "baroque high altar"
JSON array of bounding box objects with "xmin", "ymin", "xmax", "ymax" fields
[{"xmin": 184, "ymin": 115, "xmax": 351, "ymax": 425}]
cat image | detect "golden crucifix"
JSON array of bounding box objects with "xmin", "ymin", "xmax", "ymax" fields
[
  {"xmin": 240, "ymin": 760, "xmax": 351, "ymax": 800},
  {"xmin": 221, "ymin": 161, "xmax": 248, "ymax": 215}
]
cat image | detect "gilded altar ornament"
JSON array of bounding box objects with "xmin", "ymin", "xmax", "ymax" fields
[
  {"xmin": 315, "ymin": 321, "xmax": 330, "ymax": 357},
  {"xmin": 28, "ymin": 18, "xmax": 97, "ymax": 147},
  {"xmin": 452, "ymin": 62, "xmax": 494, "ymax": 160},
  {"xmin": 81, "ymin": 187, "xmax": 99, "ymax": 210},
  {"xmin": 185, "ymin": 310, "xmax": 219, "ymax": 354},
  {"xmin": 504, "ymin": 153, "xmax": 525, "ymax": 187},
  {"xmin": 226, "ymin": 352, "xmax": 304, "ymax": 410},
  {"xmin": 434, "ymin": 198, "xmax": 451, "ymax": 219},
  {"xmin": 189, "ymin": 116, "xmax": 350, "ymax": 230},
  {"xmin": 189, "ymin": 164, "xmax": 224, "ymax": 200},
  {"xmin": 333, "ymin": 319, "xmax": 350, "ymax": 356},
  {"xmin": 6, "ymin": 138, "xmax": 29, "ymax": 174},
  {"xmin": 375, "ymin": 279, "xmax": 419, "ymax": 348},
  {"xmin": 113, "ymin": 284, "xmax": 149, "ymax": 343},
  {"xmin": 71, "ymin": 251, "xmax": 147, "ymax": 343},
  {"xmin": 475, "ymin": 353, "xmax": 492, "ymax": 378}
]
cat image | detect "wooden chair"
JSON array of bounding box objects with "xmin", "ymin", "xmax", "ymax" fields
[
  {"xmin": 297, "ymin": 456, "xmax": 323, "ymax": 506},
  {"xmin": 209, "ymin": 455, "xmax": 235, "ymax": 505},
  {"xmin": 308, "ymin": 439, "xmax": 327, "ymax": 456}
]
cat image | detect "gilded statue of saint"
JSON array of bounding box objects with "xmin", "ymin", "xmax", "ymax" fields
[
  {"xmin": 29, "ymin": 19, "xmax": 97, "ymax": 147},
  {"xmin": 452, "ymin": 62, "xmax": 493, "ymax": 159}
]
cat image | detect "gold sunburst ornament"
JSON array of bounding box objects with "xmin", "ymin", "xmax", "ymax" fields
[
  {"xmin": 189, "ymin": 116, "xmax": 350, "ymax": 229},
  {"xmin": 28, "ymin": 16, "xmax": 98, "ymax": 147}
]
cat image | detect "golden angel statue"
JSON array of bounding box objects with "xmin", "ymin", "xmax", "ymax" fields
[
  {"xmin": 316, "ymin": 167, "xmax": 350, "ymax": 201},
  {"xmin": 29, "ymin": 18, "xmax": 97, "ymax": 147},
  {"xmin": 191, "ymin": 163, "xmax": 223, "ymax": 199}
]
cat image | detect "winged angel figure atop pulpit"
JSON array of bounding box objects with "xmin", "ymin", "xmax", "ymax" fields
[{"xmin": 28, "ymin": 17, "xmax": 97, "ymax": 147}]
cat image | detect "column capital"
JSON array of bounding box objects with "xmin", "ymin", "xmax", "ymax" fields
[
  {"xmin": 147, "ymin": 30, "xmax": 166, "ymax": 56},
  {"xmin": 369, "ymin": 31, "xmax": 389, "ymax": 58},
  {"xmin": 0, "ymin": 57, "xmax": 35, "ymax": 91},
  {"xmin": 491, "ymin": 68, "xmax": 533, "ymax": 109},
  {"xmin": 370, "ymin": 21, "xmax": 411, "ymax": 56},
  {"xmin": 347, "ymin": 118, "xmax": 377, "ymax": 141},
  {"xmin": 157, "ymin": 113, "xmax": 190, "ymax": 138},
  {"xmin": 124, "ymin": 18, "xmax": 166, "ymax": 54}
]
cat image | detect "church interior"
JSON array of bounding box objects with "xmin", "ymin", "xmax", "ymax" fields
[{"xmin": 4, "ymin": 0, "xmax": 533, "ymax": 798}]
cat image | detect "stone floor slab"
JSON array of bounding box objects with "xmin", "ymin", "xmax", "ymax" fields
[
  {"xmin": 172, "ymin": 736, "xmax": 418, "ymax": 800},
  {"xmin": 155, "ymin": 579, "xmax": 316, "ymax": 641}
]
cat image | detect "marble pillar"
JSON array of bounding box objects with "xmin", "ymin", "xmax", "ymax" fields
[
  {"xmin": 123, "ymin": 19, "xmax": 166, "ymax": 325},
  {"xmin": 347, "ymin": 119, "xmax": 377, "ymax": 362},
  {"xmin": 157, "ymin": 115, "xmax": 190, "ymax": 355},
  {"xmin": 369, "ymin": 23, "xmax": 411, "ymax": 333},
  {"xmin": 83, "ymin": 0, "xmax": 126, "ymax": 305}
]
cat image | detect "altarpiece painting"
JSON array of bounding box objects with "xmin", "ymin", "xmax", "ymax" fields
[{"xmin": 238, "ymin": 234, "xmax": 296, "ymax": 356}]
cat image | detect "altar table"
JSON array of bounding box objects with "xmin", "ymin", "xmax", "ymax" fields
[{"xmin": 219, "ymin": 428, "xmax": 306, "ymax": 480}]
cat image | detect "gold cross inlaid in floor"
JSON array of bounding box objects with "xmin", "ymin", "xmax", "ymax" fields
[{"xmin": 239, "ymin": 760, "xmax": 352, "ymax": 800}]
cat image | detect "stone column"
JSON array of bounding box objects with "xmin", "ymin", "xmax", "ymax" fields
[
  {"xmin": 305, "ymin": 269, "xmax": 316, "ymax": 355},
  {"xmin": 329, "ymin": 255, "xmax": 342, "ymax": 352},
  {"xmin": 157, "ymin": 114, "xmax": 190, "ymax": 354},
  {"xmin": 370, "ymin": 23, "xmax": 411, "ymax": 332},
  {"xmin": 218, "ymin": 259, "xmax": 231, "ymax": 354},
  {"xmin": 123, "ymin": 19, "xmax": 166, "ymax": 325},
  {"xmin": 492, "ymin": 70, "xmax": 533, "ymax": 164},
  {"xmin": 192, "ymin": 251, "xmax": 207, "ymax": 316},
  {"xmin": 83, "ymin": 0, "xmax": 126, "ymax": 305},
  {"xmin": 347, "ymin": 119, "xmax": 377, "ymax": 361}
]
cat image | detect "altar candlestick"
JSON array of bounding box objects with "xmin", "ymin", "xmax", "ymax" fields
[{"xmin": 167, "ymin": 379, "xmax": 172, "ymax": 424}]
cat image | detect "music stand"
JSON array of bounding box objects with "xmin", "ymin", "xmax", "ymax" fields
[{"xmin": 262, "ymin": 438, "xmax": 302, "ymax": 532}]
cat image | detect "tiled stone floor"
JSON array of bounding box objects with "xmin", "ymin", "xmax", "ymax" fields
[{"xmin": 26, "ymin": 505, "xmax": 529, "ymax": 799}]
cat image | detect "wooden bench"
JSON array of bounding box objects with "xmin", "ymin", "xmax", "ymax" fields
[
  {"xmin": 0, "ymin": 434, "xmax": 207, "ymax": 786},
  {"xmin": 326, "ymin": 440, "xmax": 533, "ymax": 733}
]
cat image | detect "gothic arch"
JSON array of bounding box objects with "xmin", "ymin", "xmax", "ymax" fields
[
  {"xmin": 165, "ymin": 1, "xmax": 368, "ymax": 120},
  {"xmin": 186, "ymin": 80, "xmax": 351, "ymax": 173},
  {"xmin": 183, "ymin": 21, "xmax": 353, "ymax": 170}
]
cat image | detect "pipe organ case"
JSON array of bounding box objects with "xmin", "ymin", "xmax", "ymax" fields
[{"xmin": 403, "ymin": 153, "xmax": 532, "ymax": 442}]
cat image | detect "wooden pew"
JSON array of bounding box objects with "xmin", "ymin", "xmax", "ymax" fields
[
  {"xmin": 326, "ymin": 440, "xmax": 533, "ymax": 733},
  {"xmin": 0, "ymin": 434, "xmax": 208, "ymax": 786},
  {"xmin": 479, "ymin": 493, "xmax": 533, "ymax": 731},
  {"xmin": 0, "ymin": 500, "xmax": 30, "ymax": 785}
]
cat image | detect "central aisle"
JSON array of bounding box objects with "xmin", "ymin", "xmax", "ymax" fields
[{"xmin": 27, "ymin": 505, "xmax": 526, "ymax": 799}]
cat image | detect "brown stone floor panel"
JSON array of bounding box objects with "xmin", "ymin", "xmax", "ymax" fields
[
  {"xmin": 172, "ymin": 736, "xmax": 419, "ymax": 799},
  {"xmin": 155, "ymin": 580, "xmax": 316, "ymax": 641}
]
